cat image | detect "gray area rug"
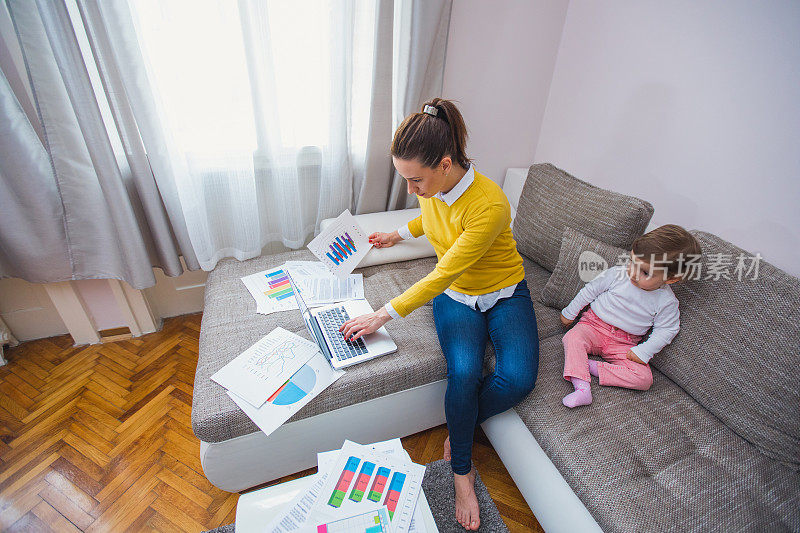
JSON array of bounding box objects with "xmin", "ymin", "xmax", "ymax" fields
[
  {"xmin": 204, "ymin": 524, "xmax": 234, "ymax": 533},
  {"xmin": 203, "ymin": 460, "xmax": 509, "ymax": 532},
  {"xmin": 421, "ymin": 459, "xmax": 509, "ymax": 533}
]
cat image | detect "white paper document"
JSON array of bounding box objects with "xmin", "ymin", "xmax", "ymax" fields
[
  {"xmin": 285, "ymin": 261, "xmax": 364, "ymax": 305},
  {"xmin": 265, "ymin": 473, "xmax": 327, "ymax": 533},
  {"xmin": 307, "ymin": 210, "xmax": 372, "ymax": 279},
  {"xmin": 316, "ymin": 439, "xmax": 404, "ymax": 473},
  {"xmin": 241, "ymin": 266, "xmax": 299, "ymax": 315},
  {"xmin": 211, "ymin": 328, "xmax": 318, "ymax": 408},
  {"xmin": 228, "ymin": 352, "xmax": 344, "ymax": 437}
]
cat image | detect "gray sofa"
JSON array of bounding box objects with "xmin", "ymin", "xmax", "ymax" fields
[{"xmin": 193, "ymin": 164, "xmax": 800, "ymax": 532}]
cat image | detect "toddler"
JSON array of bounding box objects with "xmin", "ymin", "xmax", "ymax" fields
[{"xmin": 560, "ymin": 225, "xmax": 701, "ymax": 407}]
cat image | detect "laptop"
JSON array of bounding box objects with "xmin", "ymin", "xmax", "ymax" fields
[{"xmin": 287, "ymin": 273, "xmax": 397, "ymax": 369}]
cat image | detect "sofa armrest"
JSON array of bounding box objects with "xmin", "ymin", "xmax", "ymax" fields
[
  {"xmin": 502, "ymin": 167, "xmax": 528, "ymax": 222},
  {"xmin": 320, "ymin": 209, "xmax": 436, "ymax": 268}
]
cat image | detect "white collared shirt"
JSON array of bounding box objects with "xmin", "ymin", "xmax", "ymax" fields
[{"xmin": 385, "ymin": 165, "xmax": 519, "ymax": 318}]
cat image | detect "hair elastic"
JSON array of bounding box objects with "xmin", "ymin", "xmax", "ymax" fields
[{"xmin": 423, "ymin": 104, "xmax": 438, "ymax": 117}]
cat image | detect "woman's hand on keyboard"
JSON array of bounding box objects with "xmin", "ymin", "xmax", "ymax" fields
[{"xmin": 340, "ymin": 307, "xmax": 392, "ymax": 341}]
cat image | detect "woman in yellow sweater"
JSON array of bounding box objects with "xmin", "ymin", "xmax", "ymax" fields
[{"xmin": 341, "ymin": 99, "xmax": 539, "ymax": 530}]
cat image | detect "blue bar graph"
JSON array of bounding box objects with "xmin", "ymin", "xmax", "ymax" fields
[{"xmin": 325, "ymin": 233, "xmax": 358, "ymax": 265}]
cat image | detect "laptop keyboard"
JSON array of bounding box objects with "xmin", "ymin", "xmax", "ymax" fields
[{"xmin": 318, "ymin": 307, "xmax": 368, "ymax": 361}]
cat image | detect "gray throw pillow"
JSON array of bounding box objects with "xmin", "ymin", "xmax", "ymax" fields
[
  {"xmin": 513, "ymin": 163, "xmax": 653, "ymax": 271},
  {"xmin": 540, "ymin": 227, "xmax": 628, "ymax": 310}
]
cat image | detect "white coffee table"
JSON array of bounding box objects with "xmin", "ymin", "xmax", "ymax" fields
[{"xmin": 235, "ymin": 473, "xmax": 438, "ymax": 532}]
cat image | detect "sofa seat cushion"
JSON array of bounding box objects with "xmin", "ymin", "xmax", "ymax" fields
[
  {"xmin": 511, "ymin": 336, "xmax": 800, "ymax": 533},
  {"xmin": 194, "ymin": 251, "xmax": 446, "ymax": 443},
  {"xmin": 655, "ymin": 231, "xmax": 800, "ymax": 465}
]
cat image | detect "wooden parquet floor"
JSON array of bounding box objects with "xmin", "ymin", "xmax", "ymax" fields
[{"xmin": 0, "ymin": 313, "xmax": 542, "ymax": 532}]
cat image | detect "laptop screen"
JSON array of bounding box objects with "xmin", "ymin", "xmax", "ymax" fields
[
  {"xmin": 286, "ymin": 271, "xmax": 334, "ymax": 362},
  {"xmin": 286, "ymin": 272, "xmax": 310, "ymax": 317}
]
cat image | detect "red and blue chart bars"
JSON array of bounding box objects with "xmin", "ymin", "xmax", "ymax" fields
[
  {"xmin": 367, "ymin": 467, "xmax": 390, "ymax": 502},
  {"xmin": 382, "ymin": 472, "xmax": 406, "ymax": 519},
  {"xmin": 328, "ymin": 456, "xmax": 360, "ymax": 508},
  {"xmin": 325, "ymin": 232, "xmax": 357, "ymax": 265},
  {"xmin": 349, "ymin": 461, "xmax": 375, "ymax": 502}
]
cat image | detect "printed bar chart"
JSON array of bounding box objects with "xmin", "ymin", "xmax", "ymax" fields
[
  {"xmin": 304, "ymin": 440, "xmax": 427, "ymax": 533},
  {"xmin": 264, "ymin": 269, "xmax": 294, "ymax": 300},
  {"xmin": 308, "ymin": 210, "xmax": 372, "ymax": 279},
  {"xmin": 326, "ymin": 233, "xmax": 357, "ymax": 265},
  {"xmin": 367, "ymin": 467, "xmax": 390, "ymax": 503},
  {"xmin": 328, "ymin": 456, "xmax": 361, "ymax": 508},
  {"xmin": 349, "ymin": 461, "xmax": 375, "ymax": 502},
  {"xmin": 383, "ymin": 472, "xmax": 406, "ymax": 519}
]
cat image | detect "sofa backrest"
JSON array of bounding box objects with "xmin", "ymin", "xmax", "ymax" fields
[
  {"xmin": 513, "ymin": 163, "xmax": 654, "ymax": 271},
  {"xmin": 653, "ymin": 231, "xmax": 800, "ymax": 465}
]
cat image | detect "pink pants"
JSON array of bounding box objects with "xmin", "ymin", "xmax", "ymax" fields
[{"xmin": 562, "ymin": 309, "xmax": 653, "ymax": 391}]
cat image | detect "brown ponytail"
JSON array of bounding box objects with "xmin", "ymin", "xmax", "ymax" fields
[{"xmin": 391, "ymin": 98, "xmax": 471, "ymax": 170}]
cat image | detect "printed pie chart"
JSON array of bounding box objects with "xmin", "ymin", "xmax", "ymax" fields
[{"xmin": 268, "ymin": 365, "xmax": 317, "ymax": 406}]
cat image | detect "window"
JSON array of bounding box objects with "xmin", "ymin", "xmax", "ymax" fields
[{"xmin": 129, "ymin": 0, "xmax": 376, "ymax": 158}]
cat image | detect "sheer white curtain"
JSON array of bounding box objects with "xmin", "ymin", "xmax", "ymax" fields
[{"xmin": 126, "ymin": 0, "xmax": 380, "ymax": 270}]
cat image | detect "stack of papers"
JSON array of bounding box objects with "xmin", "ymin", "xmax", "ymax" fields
[
  {"xmin": 265, "ymin": 439, "xmax": 434, "ymax": 533},
  {"xmin": 211, "ymin": 328, "xmax": 345, "ymax": 437},
  {"xmin": 241, "ymin": 261, "xmax": 364, "ymax": 315}
]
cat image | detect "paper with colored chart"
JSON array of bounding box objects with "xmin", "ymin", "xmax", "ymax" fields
[
  {"xmin": 307, "ymin": 210, "xmax": 372, "ymax": 279},
  {"xmin": 211, "ymin": 328, "xmax": 318, "ymax": 409},
  {"xmin": 317, "ymin": 442, "xmax": 432, "ymax": 533},
  {"xmin": 264, "ymin": 439, "xmax": 432, "ymax": 533},
  {"xmin": 316, "ymin": 507, "xmax": 391, "ymax": 533},
  {"xmin": 308, "ymin": 440, "xmax": 426, "ymax": 533},
  {"xmin": 227, "ymin": 351, "xmax": 344, "ymax": 437},
  {"xmin": 241, "ymin": 266, "xmax": 299, "ymax": 314}
]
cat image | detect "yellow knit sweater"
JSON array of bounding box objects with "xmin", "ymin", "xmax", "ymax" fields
[{"xmin": 389, "ymin": 170, "xmax": 525, "ymax": 317}]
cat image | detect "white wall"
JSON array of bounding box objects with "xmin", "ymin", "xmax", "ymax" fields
[
  {"xmin": 534, "ymin": 0, "xmax": 800, "ymax": 277},
  {"xmin": 144, "ymin": 260, "xmax": 207, "ymax": 320},
  {"xmin": 74, "ymin": 279, "xmax": 127, "ymax": 331},
  {"xmin": 442, "ymin": 0, "xmax": 569, "ymax": 184},
  {"xmin": 0, "ymin": 278, "xmax": 67, "ymax": 342}
]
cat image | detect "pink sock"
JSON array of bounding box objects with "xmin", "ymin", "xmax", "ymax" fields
[
  {"xmin": 588, "ymin": 359, "xmax": 599, "ymax": 377},
  {"xmin": 562, "ymin": 377, "xmax": 592, "ymax": 408}
]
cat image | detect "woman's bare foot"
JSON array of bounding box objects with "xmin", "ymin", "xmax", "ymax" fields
[
  {"xmin": 453, "ymin": 468, "xmax": 480, "ymax": 530},
  {"xmin": 444, "ymin": 436, "xmax": 452, "ymax": 461}
]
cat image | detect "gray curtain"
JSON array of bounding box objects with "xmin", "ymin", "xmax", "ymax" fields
[
  {"xmin": 386, "ymin": 0, "xmax": 453, "ymax": 211},
  {"xmin": 353, "ymin": 0, "xmax": 393, "ymax": 214},
  {"xmin": 355, "ymin": 0, "xmax": 453, "ymax": 214},
  {"xmin": 0, "ymin": 0, "xmax": 197, "ymax": 289}
]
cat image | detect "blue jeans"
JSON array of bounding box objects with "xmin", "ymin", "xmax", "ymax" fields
[{"xmin": 432, "ymin": 279, "xmax": 539, "ymax": 475}]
